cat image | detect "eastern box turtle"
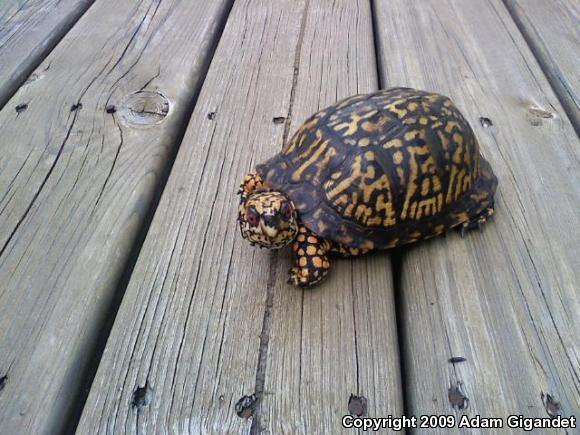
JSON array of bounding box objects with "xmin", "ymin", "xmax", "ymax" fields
[{"xmin": 238, "ymin": 87, "xmax": 497, "ymax": 287}]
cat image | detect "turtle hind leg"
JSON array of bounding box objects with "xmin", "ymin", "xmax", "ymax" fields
[
  {"xmin": 458, "ymin": 201, "xmax": 495, "ymax": 237},
  {"xmin": 457, "ymin": 157, "xmax": 497, "ymax": 237}
]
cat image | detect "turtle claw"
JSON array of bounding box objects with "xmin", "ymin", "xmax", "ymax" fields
[
  {"xmin": 287, "ymin": 267, "xmax": 302, "ymax": 287},
  {"xmin": 287, "ymin": 266, "xmax": 326, "ymax": 288},
  {"xmin": 288, "ymin": 266, "xmax": 310, "ymax": 288}
]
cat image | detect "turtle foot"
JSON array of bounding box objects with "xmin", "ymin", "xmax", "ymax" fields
[{"xmin": 459, "ymin": 206, "xmax": 495, "ymax": 238}]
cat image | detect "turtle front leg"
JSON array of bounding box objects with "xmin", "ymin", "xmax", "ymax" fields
[
  {"xmin": 238, "ymin": 173, "xmax": 269, "ymax": 220},
  {"xmin": 288, "ymin": 225, "xmax": 331, "ymax": 288},
  {"xmin": 238, "ymin": 173, "xmax": 268, "ymax": 201}
]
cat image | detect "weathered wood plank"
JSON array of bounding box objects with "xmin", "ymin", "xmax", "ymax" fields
[
  {"xmin": 0, "ymin": 0, "xmax": 234, "ymax": 433},
  {"xmin": 0, "ymin": 0, "xmax": 95, "ymax": 109},
  {"xmin": 255, "ymin": 1, "xmax": 403, "ymax": 433},
  {"xmin": 503, "ymin": 0, "xmax": 580, "ymax": 134},
  {"xmin": 77, "ymin": 1, "xmax": 307, "ymax": 433},
  {"xmin": 373, "ymin": 0, "xmax": 580, "ymax": 431}
]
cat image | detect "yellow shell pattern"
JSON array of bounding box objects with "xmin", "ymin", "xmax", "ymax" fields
[{"xmin": 257, "ymin": 88, "xmax": 497, "ymax": 249}]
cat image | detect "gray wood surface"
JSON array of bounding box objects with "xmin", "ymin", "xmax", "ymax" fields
[
  {"xmin": 257, "ymin": 1, "xmax": 403, "ymax": 433},
  {"xmin": 77, "ymin": 0, "xmax": 305, "ymax": 433},
  {"xmin": 0, "ymin": 0, "xmax": 233, "ymax": 433},
  {"xmin": 0, "ymin": 0, "xmax": 95, "ymax": 109},
  {"xmin": 373, "ymin": 0, "xmax": 580, "ymax": 431},
  {"xmin": 78, "ymin": 0, "xmax": 403, "ymax": 433},
  {"xmin": 503, "ymin": 0, "xmax": 580, "ymax": 134}
]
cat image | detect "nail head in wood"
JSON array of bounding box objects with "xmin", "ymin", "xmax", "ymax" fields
[
  {"xmin": 132, "ymin": 381, "xmax": 153, "ymax": 408},
  {"xmin": 479, "ymin": 117, "xmax": 493, "ymax": 128},
  {"xmin": 348, "ymin": 394, "xmax": 368, "ymax": 416},
  {"xmin": 0, "ymin": 375, "xmax": 7, "ymax": 392},
  {"xmin": 541, "ymin": 392, "xmax": 561, "ymax": 417},
  {"xmin": 448, "ymin": 384, "xmax": 468, "ymax": 410},
  {"xmin": 235, "ymin": 394, "xmax": 257, "ymax": 418}
]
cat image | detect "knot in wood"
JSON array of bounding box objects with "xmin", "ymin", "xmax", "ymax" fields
[
  {"xmin": 526, "ymin": 106, "xmax": 554, "ymax": 126},
  {"xmin": 118, "ymin": 91, "xmax": 170, "ymax": 128}
]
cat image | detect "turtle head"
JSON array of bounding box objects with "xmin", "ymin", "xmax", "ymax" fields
[{"xmin": 238, "ymin": 191, "xmax": 298, "ymax": 249}]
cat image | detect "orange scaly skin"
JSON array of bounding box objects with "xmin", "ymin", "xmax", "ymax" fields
[
  {"xmin": 287, "ymin": 226, "xmax": 371, "ymax": 287},
  {"xmin": 288, "ymin": 226, "xmax": 331, "ymax": 287},
  {"xmin": 239, "ymin": 174, "xmax": 369, "ymax": 288}
]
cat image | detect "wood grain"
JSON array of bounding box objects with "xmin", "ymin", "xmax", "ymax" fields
[
  {"xmin": 0, "ymin": 0, "xmax": 95, "ymax": 108},
  {"xmin": 255, "ymin": 1, "xmax": 403, "ymax": 433},
  {"xmin": 78, "ymin": 0, "xmax": 307, "ymax": 433},
  {"xmin": 503, "ymin": 0, "xmax": 580, "ymax": 134},
  {"xmin": 373, "ymin": 0, "xmax": 579, "ymax": 431},
  {"xmin": 0, "ymin": 0, "xmax": 233, "ymax": 433},
  {"xmin": 80, "ymin": 1, "xmax": 404, "ymax": 433}
]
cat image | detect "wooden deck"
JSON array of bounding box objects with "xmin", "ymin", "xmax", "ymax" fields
[{"xmin": 0, "ymin": 1, "xmax": 578, "ymax": 434}]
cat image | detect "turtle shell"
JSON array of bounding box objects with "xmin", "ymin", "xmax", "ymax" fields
[{"xmin": 256, "ymin": 87, "xmax": 497, "ymax": 250}]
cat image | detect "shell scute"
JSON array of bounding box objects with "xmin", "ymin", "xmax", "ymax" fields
[{"xmin": 256, "ymin": 88, "xmax": 497, "ymax": 248}]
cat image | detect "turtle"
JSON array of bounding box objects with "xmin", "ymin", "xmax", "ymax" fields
[{"xmin": 237, "ymin": 87, "xmax": 497, "ymax": 287}]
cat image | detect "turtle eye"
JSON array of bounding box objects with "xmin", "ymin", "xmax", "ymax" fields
[
  {"xmin": 246, "ymin": 208, "xmax": 260, "ymax": 227},
  {"xmin": 280, "ymin": 202, "xmax": 293, "ymax": 221}
]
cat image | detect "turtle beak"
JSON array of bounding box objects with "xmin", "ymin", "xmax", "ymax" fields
[{"xmin": 260, "ymin": 222, "xmax": 278, "ymax": 240}]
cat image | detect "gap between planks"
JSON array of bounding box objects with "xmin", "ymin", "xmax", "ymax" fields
[{"xmin": 249, "ymin": 2, "xmax": 310, "ymax": 432}]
